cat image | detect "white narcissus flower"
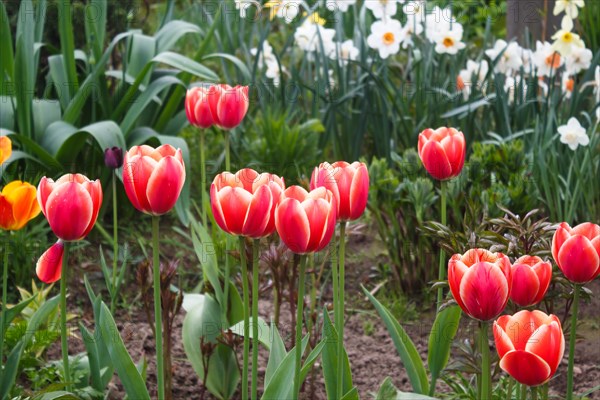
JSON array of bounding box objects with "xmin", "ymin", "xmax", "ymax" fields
[
  {"xmin": 265, "ymin": 59, "xmax": 286, "ymax": 87},
  {"xmin": 294, "ymin": 17, "xmax": 336, "ymax": 54},
  {"xmin": 551, "ymin": 17, "xmax": 585, "ymax": 56},
  {"xmin": 400, "ymin": 16, "xmax": 423, "ymax": 48},
  {"xmin": 433, "ymin": 27, "xmax": 466, "ymax": 55},
  {"xmin": 520, "ymin": 48, "xmax": 534, "ymax": 71},
  {"xmin": 250, "ymin": 40, "xmax": 275, "ymax": 68},
  {"xmin": 265, "ymin": 0, "xmax": 302, "ymax": 23},
  {"xmin": 532, "ymin": 41, "xmax": 564, "ymax": 77},
  {"xmin": 326, "ymin": 0, "xmax": 356, "ymax": 12},
  {"xmin": 365, "ymin": 0, "xmax": 399, "ymax": 20},
  {"xmin": 367, "ymin": 19, "xmax": 404, "ymax": 59},
  {"xmin": 504, "ymin": 75, "xmax": 528, "ymax": 104},
  {"xmin": 553, "ymin": 0, "xmax": 585, "ymax": 19},
  {"xmin": 562, "ymin": 74, "xmax": 575, "ymax": 99},
  {"xmin": 485, "ymin": 39, "xmax": 523, "ymax": 74},
  {"xmin": 425, "ymin": 6, "xmax": 456, "ymax": 42},
  {"xmin": 457, "ymin": 60, "xmax": 489, "ymax": 100},
  {"xmin": 329, "ymin": 40, "xmax": 360, "ymax": 64},
  {"xmin": 565, "ymin": 47, "xmax": 593, "ymax": 75},
  {"xmin": 558, "ymin": 117, "xmax": 589, "ymax": 150}
]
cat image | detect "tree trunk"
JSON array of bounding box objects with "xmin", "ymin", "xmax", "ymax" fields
[{"xmin": 506, "ymin": 0, "xmax": 562, "ymax": 45}]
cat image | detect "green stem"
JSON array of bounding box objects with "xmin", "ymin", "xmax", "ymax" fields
[
  {"xmin": 532, "ymin": 386, "xmax": 538, "ymax": 400},
  {"xmin": 542, "ymin": 383, "xmax": 549, "ymax": 400},
  {"xmin": 110, "ymin": 172, "xmax": 119, "ymax": 314},
  {"xmin": 0, "ymin": 243, "xmax": 9, "ymax": 369},
  {"xmin": 566, "ymin": 284, "xmax": 580, "ymax": 400},
  {"xmin": 505, "ymin": 378, "xmax": 514, "ymax": 400},
  {"xmin": 336, "ymin": 222, "xmax": 347, "ymax": 399},
  {"xmin": 152, "ymin": 217, "xmax": 165, "ymax": 400},
  {"xmin": 293, "ymin": 255, "xmax": 307, "ymax": 400},
  {"xmin": 60, "ymin": 242, "xmax": 71, "ymax": 392},
  {"xmin": 199, "ymin": 129, "xmax": 207, "ymax": 227},
  {"xmin": 239, "ymin": 236, "xmax": 249, "ymax": 400},
  {"xmin": 520, "ymin": 384, "xmax": 528, "ymax": 400},
  {"xmin": 224, "ymin": 130, "xmax": 231, "ymax": 171},
  {"xmin": 251, "ymin": 239, "xmax": 260, "ymax": 400},
  {"xmin": 222, "ymin": 130, "xmax": 231, "ymax": 325},
  {"xmin": 480, "ymin": 322, "xmax": 491, "ymax": 400},
  {"xmin": 436, "ymin": 180, "xmax": 447, "ymax": 312}
]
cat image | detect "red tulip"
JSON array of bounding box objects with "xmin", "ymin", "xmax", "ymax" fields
[
  {"xmin": 123, "ymin": 144, "xmax": 186, "ymax": 216},
  {"xmin": 310, "ymin": 161, "xmax": 369, "ymax": 221},
  {"xmin": 185, "ymin": 84, "xmax": 249, "ymax": 130},
  {"xmin": 510, "ymin": 256, "xmax": 552, "ymax": 307},
  {"xmin": 494, "ymin": 310, "xmax": 565, "ymax": 386},
  {"xmin": 36, "ymin": 240, "xmax": 64, "ymax": 283},
  {"xmin": 448, "ymin": 249, "xmax": 512, "ymax": 321},
  {"xmin": 275, "ymin": 186, "xmax": 337, "ymax": 254},
  {"xmin": 551, "ymin": 222, "xmax": 600, "ymax": 284},
  {"xmin": 37, "ymin": 174, "xmax": 103, "ymax": 241},
  {"xmin": 210, "ymin": 168, "xmax": 284, "ymax": 238},
  {"xmin": 417, "ymin": 127, "xmax": 466, "ymax": 180}
]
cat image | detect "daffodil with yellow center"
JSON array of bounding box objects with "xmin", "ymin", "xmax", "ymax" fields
[{"xmin": 552, "ymin": 17, "xmax": 584, "ymax": 56}]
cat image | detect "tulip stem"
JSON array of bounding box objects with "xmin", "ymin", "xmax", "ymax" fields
[
  {"xmin": 251, "ymin": 239, "xmax": 260, "ymax": 400},
  {"xmin": 60, "ymin": 242, "xmax": 71, "ymax": 392},
  {"xmin": 336, "ymin": 222, "xmax": 347, "ymax": 399},
  {"xmin": 199, "ymin": 128, "xmax": 207, "ymax": 227},
  {"xmin": 224, "ymin": 130, "xmax": 231, "ymax": 171},
  {"xmin": 239, "ymin": 236, "xmax": 249, "ymax": 400},
  {"xmin": 0, "ymin": 243, "xmax": 9, "ymax": 370},
  {"xmin": 110, "ymin": 171, "xmax": 119, "ymax": 314},
  {"xmin": 436, "ymin": 180, "xmax": 447, "ymax": 313},
  {"xmin": 505, "ymin": 377, "xmax": 514, "ymax": 400},
  {"xmin": 152, "ymin": 216, "xmax": 165, "ymax": 400},
  {"xmin": 566, "ymin": 284, "xmax": 580, "ymax": 400},
  {"xmin": 293, "ymin": 255, "xmax": 307, "ymax": 400},
  {"xmin": 520, "ymin": 384, "xmax": 527, "ymax": 400},
  {"xmin": 479, "ymin": 322, "xmax": 491, "ymax": 400}
]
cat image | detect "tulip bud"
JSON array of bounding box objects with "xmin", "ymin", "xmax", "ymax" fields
[
  {"xmin": 510, "ymin": 255, "xmax": 552, "ymax": 307},
  {"xmin": 552, "ymin": 222, "xmax": 600, "ymax": 284},
  {"xmin": 417, "ymin": 127, "xmax": 466, "ymax": 180},
  {"xmin": 104, "ymin": 146, "xmax": 124, "ymax": 169}
]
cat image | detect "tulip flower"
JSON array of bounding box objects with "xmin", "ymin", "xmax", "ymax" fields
[
  {"xmin": 185, "ymin": 85, "xmax": 219, "ymax": 129},
  {"xmin": 417, "ymin": 127, "xmax": 466, "ymax": 181},
  {"xmin": 186, "ymin": 84, "xmax": 249, "ymax": 130},
  {"xmin": 275, "ymin": 186, "xmax": 337, "ymax": 254},
  {"xmin": 494, "ymin": 310, "xmax": 565, "ymax": 386},
  {"xmin": 310, "ymin": 161, "xmax": 369, "ymax": 221},
  {"xmin": 36, "ymin": 240, "xmax": 65, "ymax": 283},
  {"xmin": 104, "ymin": 146, "xmax": 124, "ymax": 169},
  {"xmin": 552, "ymin": 222, "xmax": 600, "ymax": 284},
  {"xmin": 37, "ymin": 174, "xmax": 103, "ymax": 241},
  {"xmin": 448, "ymin": 248, "xmax": 512, "ymax": 321},
  {"xmin": 0, "ymin": 181, "xmax": 41, "ymax": 231},
  {"xmin": 122, "ymin": 144, "xmax": 186, "ymax": 216},
  {"xmin": 0, "ymin": 136, "xmax": 12, "ymax": 163},
  {"xmin": 510, "ymin": 255, "xmax": 552, "ymax": 307},
  {"xmin": 210, "ymin": 168, "xmax": 284, "ymax": 238}
]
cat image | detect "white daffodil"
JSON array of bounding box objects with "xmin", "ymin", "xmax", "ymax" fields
[
  {"xmin": 250, "ymin": 40, "xmax": 275, "ymax": 68},
  {"xmin": 457, "ymin": 60, "xmax": 489, "ymax": 100},
  {"xmin": 532, "ymin": 41, "xmax": 564, "ymax": 77},
  {"xmin": 425, "ymin": 6, "xmax": 457, "ymax": 43},
  {"xmin": 265, "ymin": 58, "xmax": 286, "ymax": 87},
  {"xmin": 565, "ymin": 47, "xmax": 593, "ymax": 75},
  {"xmin": 265, "ymin": 0, "xmax": 302, "ymax": 23},
  {"xmin": 326, "ymin": 0, "xmax": 356, "ymax": 12},
  {"xmin": 400, "ymin": 16, "xmax": 423, "ymax": 48},
  {"xmin": 329, "ymin": 39, "xmax": 360, "ymax": 64},
  {"xmin": 562, "ymin": 74, "xmax": 575, "ymax": 99},
  {"xmin": 558, "ymin": 117, "xmax": 589, "ymax": 150},
  {"xmin": 504, "ymin": 75, "xmax": 528, "ymax": 104},
  {"xmin": 365, "ymin": 0, "xmax": 399, "ymax": 20},
  {"xmin": 553, "ymin": 0, "xmax": 585, "ymax": 19},
  {"xmin": 485, "ymin": 39, "xmax": 523, "ymax": 74},
  {"xmin": 551, "ymin": 17, "xmax": 585, "ymax": 56},
  {"xmin": 294, "ymin": 17, "xmax": 336, "ymax": 54},
  {"xmin": 433, "ymin": 28, "xmax": 466, "ymax": 55},
  {"xmin": 367, "ymin": 19, "xmax": 404, "ymax": 59},
  {"xmin": 235, "ymin": 0, "xmax": 261, "ymax": 18},
  {"xmin": 520, "ymin": 48, "xmax": 534, "ymax": 72}
]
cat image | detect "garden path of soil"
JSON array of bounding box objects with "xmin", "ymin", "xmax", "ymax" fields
[{"xmin": 49, "ymin": 232, "xmax": 600, "ymax": 400}]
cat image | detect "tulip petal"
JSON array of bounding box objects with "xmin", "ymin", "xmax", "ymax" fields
[
  {"xmin": 210, "ymin": 183, "xmax": 230, "ymax": 233},
  {"xmin": 45, "ymin": 182, "xmax": 93, "ymax": 241},
  {"xmin": 493, "ymin": 319, "xmax": 516, "ymax": 359},
  {"xmin": 510, "ymin": 264, "xmax": 540, "ymax": 307},
  {"xmin": 123, "ymin": 154, "xmax": 157, "ymax": 212},
  {"xmin": 302, "ymin": 198, "xmax": 330, "ymax": 252},
  {"xmin": 348, "ymin": 164, "xmax": 369, "ymax": 220},
  {"xmin": 80, "ymin": 179, "xmax": 102, "ymax": 238},
  {"xmin": 147, "ymin": 156, "xmax": 186, "ymax": 215},
  {"xmin": 36, "ymin": 241, "xmax": 65, "ymax": 283},
  {"xmin": 218, "ymin": 187, "xmax": 252, "ymax": 235},
  {"xmin": 557, "ymin": 235, "xmax": 600, "ymax": 283},
  {"xmin": 440, "ymin": 133, "xmax": 466, "ymax": 176},
  {"xmin": 499, "ymin": 350, "xmax": 552, "ymax": 386},
  {"xmin": 459, "ymin": 262, "xmax": 509, "ymax": 321},
  {"xmin": 242, "ymin": 184, "xmax": 272, "ymax": 238},
  {"xmin": 571, "ymin": 222, "xmax": 600, "ymax": 240},
  {"xmin": 316, "ymin": 200, "xmax": 337, "ymax": 252},
  {"xmin": 275, "ymin": 198, "xmax": 310, "ymax": 253},
  {"xmin": 420, "ymin": 140, "xmax": 453, "ymax": 180},
  {"xmin": 531, "ymin": 261, "xmax": 553, "ymax": 305},
  {"xmin": 525, "ymin": 320, "xmax": 565, "ymax": 375},
  {"xmin": 506, "ymin": 310, "xmax": 551, "ymax": 350},
  {"xmin": 37, "ymin": 177, "xmax": 55, "ymax": 216},
  {"xmin": 551, "ymin": 222, "xmax": 571, "ymax": 263},
  {"xmin": 0, "ymin": 195, "xmax": 15, "ymax": 229},
  {"xmin": 447, "ymin": 257, "xmax": 469, "ymax": 312}
]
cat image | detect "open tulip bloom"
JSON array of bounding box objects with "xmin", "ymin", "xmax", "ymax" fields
[
  {"xmin": 494, "ymin": 310, "xmax": 565, "ymax": 387},
  {"xmin": 552, "ymin": 221, "xmax": 600, "ymax": 399}
]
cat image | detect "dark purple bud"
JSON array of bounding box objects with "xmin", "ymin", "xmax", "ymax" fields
[{"xmin": 104, "ymin": 147, "xmax": 123, "ymax": 169}]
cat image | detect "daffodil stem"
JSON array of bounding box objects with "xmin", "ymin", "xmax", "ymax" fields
[
  {"xmin": 480, "ymin": 321, "xmax": 491, "ymax": 400},
  {"xmin": 336, "ymin": 222, "xmax": 347, "ymax": 399},
  {"xmin": 251, "ymin": 239, "xmax": 260, "ymax": 400},
  {"xmin": 110, "ymin": 172, "xmax": 118, "ymax": 314},
  {"xmin": 436, "ymin": 180, "xmax": 447, "ymax": 312},
  {"xmin": 0, "ymin": 243, "xmax": 9, "ymax": 369},
  {"xmin": 152, "ymin": 216, "xmax": 165, "ymax": 400},
  {"xmin": 293, "ymin": 255, "xmax": 307, "ymax": 400},
  {"xmin": 566, "ymin": 284, "xmax": 580, "ymax": 400},
  {"xmin": 239, "ymin": 236, "xmax": 249, "ymax": 400},
  {"xmin": 60, "ymin": 242, "xmax": 71, "ymax": 392},
  {"xmin": 199, "ymin": 128, "xmax": 207, "ymax": 227}
]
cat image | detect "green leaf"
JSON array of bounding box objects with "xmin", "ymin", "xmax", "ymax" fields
[
  {"xmin": 14, "ymin": 0, "xmax": 35, "ymax": 138},
  {"xmin": 48, "ymin": 55, "xmax": 72, "ymax": 109},
  {"xmin": 32, "ymin": 99, "xmax": 62, "ymax": 140},
  {"xmin": 0, "ymin": 341, "xmax": 24, "ymax": 399},
  {"xmin": 0, "ymin": 3, "xmax": 14, "ymax": 96},
  {"xmin": 265, "ymin": 320, "xmax": 286, "ymax": 387},
  {"xmin": 261, "ymin": 336, "xmax": 309, "ymax": 400},
  {"xmin": 321, "ymin": 311, "xmax": 355, "ymax": 400},
  {"xmin": 98, "ymin": 302, "xmax": 150, "ymax": 399},
  {"xmin": 79, "ymin": 324, "xmax": 104, "ymax": 393},
  {"xmin": 375, "ymin": 377, "xmax": 438, "ymax": 400},
  {"xmin": 155, "ymin": 20, "xmax": 202, "ymax": 53},
  {"xmin": 34, "ymin": 391, "xmax": 79, "ymax": 400},
  {"xmin": 126, "ymin": 34, "xmax": 156, "ymax": 87},
  {"xmin": 1, "ymin": 296, "xmax": 35, "ymax": 337},
  {"xmin": 57, "ymin": 0, "xmax": 79, "ymax": 99},
  {"xmin": 202, "ymin": 52, "xmax": 251, "ymax": 82},
  {"xmin": 188, "ymin": 215, "xmax": 224, "ymax": 305},
  {"xmin": 153, "ymin": 51, "xmax": 219, "ymax": 81},
  {"xmin": 0, "ymin": 97, "xmax": 14, "ymax": 129},
  {"xmin": 23, "ymin": 295, "xmax": 60, "ymax": 345},
  {"xmin": 230, "ymin": 317, "xmax": 272, "ymax": 349},
  {"xmin": 2, "ymin": 130, "xmax": 62, "ymax": 171},
  {"xmin": 427, "ymin": 306, "xmax": 461, "ymax": 385},
  {"xmin": 362, "ymin": 286, "xmax": 429, "ymax": 395}
]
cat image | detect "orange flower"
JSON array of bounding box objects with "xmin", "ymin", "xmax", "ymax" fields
[
  {"xmin": 0, "ymin": 136, "xmax": 12, "ymax": 164},
  {"xmin": 0, "ymin": 181, "xmax": 41, "ymax": 230},
  {"xmin": 494, "ymin": 310, "xmax": 565, "ymax": 386}
]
